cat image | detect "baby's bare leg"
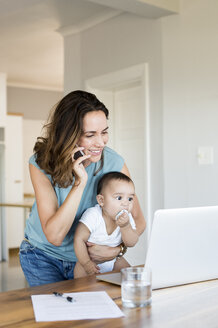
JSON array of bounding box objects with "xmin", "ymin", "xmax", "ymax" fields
[
  {"xmin": 74, "ymin": 262, "xmax": 88, "ymax": 278},
  {"xmin": 113, "ymin": 257, "xmax": 130, "ymax": 271}
]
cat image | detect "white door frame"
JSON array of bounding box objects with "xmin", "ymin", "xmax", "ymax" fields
[{"xmin": 85, "ymin": 63, "xmax": 152, "ymax": 243}]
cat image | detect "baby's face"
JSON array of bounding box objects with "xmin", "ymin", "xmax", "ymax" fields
[{"xmin": 100, "ymin": 180, "xmax": 135, "ymax": 220}]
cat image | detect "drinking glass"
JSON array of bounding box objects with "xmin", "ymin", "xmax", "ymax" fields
[{"xmin": 121, "ymin": 267, "xmax": 152, "ymax": 308}]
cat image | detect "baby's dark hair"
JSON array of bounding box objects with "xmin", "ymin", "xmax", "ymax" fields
[{"xmin": 97, "ymin": 171, "xmax": 134, "ymax": 195}]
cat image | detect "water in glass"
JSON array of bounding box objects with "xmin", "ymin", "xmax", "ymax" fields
[{"xmin": 122, "ymin": 280, "xmax": 152, "ymax": 308}]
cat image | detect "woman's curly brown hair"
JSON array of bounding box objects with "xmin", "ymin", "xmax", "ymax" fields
[{"xmin": 34, "ymin": 90, "xmax": 109, "ymax": 188}]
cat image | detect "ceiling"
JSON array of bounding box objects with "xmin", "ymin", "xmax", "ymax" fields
[{"xmin": 0, "ymin": 0, "xmax": 179, "ymax": 91}]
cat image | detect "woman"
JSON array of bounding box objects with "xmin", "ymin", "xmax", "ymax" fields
[{"xmin": 19, "ymin": 90, "xmax": 146, "ymax": 286}]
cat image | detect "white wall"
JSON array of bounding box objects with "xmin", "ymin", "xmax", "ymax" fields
[
  {"xmin": 7, "ymin": 86, "xmax": 63, "ymax": 120},
  {"xmin": 23, "ymin": 119, "xmax": 45, "ymax": 194},
  {"xmin": 7, "ymin": 86, "xmax": 63, "ymax": 194},
  {"xmin": 64, "ymin": 34, "xmax": 82, "ymax": 92},
  {"xmin": 162, "ymin": 0, "xmax": 218, "ymax": 208},
  {"xmin": 63, "ymin": 1, "xmax": 218, "ymax": 216},
  {"xmin": 64, "ymin": 12, "xmax": 164, "ymax": 217},
  {"xmin": 0, "ymin": 73, "xmax": 7, "ymax": 127}
]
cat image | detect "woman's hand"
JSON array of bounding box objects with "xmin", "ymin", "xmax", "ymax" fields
[
  {"xmin": 86, "ymin": 242, "xmax": 120, "ymax": 264},
  {"xmin": 71, "ymin": 146, "xmax": 90, "ymax": 185}
]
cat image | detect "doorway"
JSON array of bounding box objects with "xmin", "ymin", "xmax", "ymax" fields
[{"xmin": 85, "ymin": 64, "xmax": 151, "ymax": 265}]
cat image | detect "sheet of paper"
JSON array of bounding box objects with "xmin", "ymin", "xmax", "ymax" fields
[{"xmin": 31, "ymin": 291, "xmax": 124, "ymax": 321}]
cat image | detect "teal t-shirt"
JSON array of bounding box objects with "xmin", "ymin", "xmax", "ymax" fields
[{"xmin": 25, "ymin": 147, "xmax": 124, "ymax": 261}]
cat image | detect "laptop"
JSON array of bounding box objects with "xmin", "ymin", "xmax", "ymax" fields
[{"xmin": 96, "ymin": 206, "xmax": 218, "ymax": 289}]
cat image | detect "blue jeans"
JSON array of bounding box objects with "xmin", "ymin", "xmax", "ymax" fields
[{"xmin": 19, "ymin": 239, "xmax": 76, "ymax": 287}]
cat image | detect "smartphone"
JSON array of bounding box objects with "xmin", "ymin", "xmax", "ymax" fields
[{"xmin": 74, "ymin": 145, "xmax": 85, "ymax": 160}]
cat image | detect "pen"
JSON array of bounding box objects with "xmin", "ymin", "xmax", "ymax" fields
[{"xmin": 53, "ymin": 291, "xmax": 74, "ymax": 303}]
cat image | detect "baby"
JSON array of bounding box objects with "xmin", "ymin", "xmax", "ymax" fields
[{"xmin": 74, "ymin": 171, "xmax": 139, "ymax": 277}]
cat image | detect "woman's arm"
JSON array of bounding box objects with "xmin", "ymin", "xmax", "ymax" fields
[
  {"xmin": 121, "ymin": 163, "xmax": 146, "ymax": 235},
  {"xmin": 86, "ymin": 242, "xmax": 121, "ymax": 264},
  {"xmin": 30, "ymin": 149, "xmax": 90, "ymax": 246}
]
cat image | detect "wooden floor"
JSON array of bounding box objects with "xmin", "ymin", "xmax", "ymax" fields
[{"xmin": 0, "ymin": 248, "xmax": 28, "ymax": 292}]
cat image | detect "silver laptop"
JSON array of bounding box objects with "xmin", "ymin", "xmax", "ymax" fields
[{"xmin": 96, "ymin": 206, "xmax": 218, "ymax": 289}]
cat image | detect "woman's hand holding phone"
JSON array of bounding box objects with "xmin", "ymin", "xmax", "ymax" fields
[
  {"xmin": 72, "ymin": 145, "xmax": 90, "ymax": 185},
  {"xmin": 74, "ymin": 147, "xmax": 85, "ymax": 160}
]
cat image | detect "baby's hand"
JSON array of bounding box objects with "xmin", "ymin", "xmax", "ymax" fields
[
  {"xmin": 116, "ymin": 211, "xmax": 130, "ymax": 228},
  {"xmin": 83, "ymin": 260, "xmax": 100, "ymax": 275}
]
